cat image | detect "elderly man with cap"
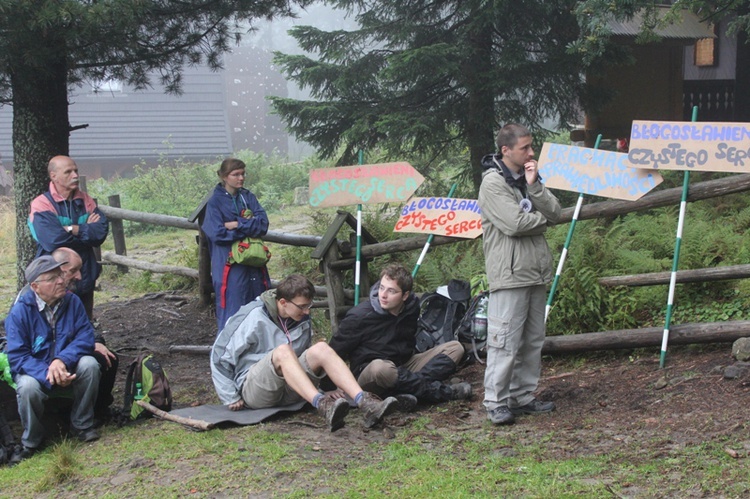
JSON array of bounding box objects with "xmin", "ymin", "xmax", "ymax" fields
[
  {"xmin": 5, "ymin": 255, "xmax": 101, "ymax": 464},
  {"xmin": 13, "ymin": 247, "xmax": 118, "ymax": 423}
]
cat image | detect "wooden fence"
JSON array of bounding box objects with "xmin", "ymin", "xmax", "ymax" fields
[{"xmin": 97, "ymin": 172, "xmax": 750, "ymax": 351}]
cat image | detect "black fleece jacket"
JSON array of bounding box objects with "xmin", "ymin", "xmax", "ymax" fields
[{"xmin": 329, "ymin": 281, "xmax": 420, "ymax": 377}]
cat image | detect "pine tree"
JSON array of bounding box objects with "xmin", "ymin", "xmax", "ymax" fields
[
  {"xmin": 273, "ymin": 0, "xmax": 750, "ymax": 191},
  {"xmin": 0, "ymin": 0, "xmax": 308, "ymax": 281},
  {"xmin": 271, "ymin": 0, "xmax": 590, "ymax": 190}
]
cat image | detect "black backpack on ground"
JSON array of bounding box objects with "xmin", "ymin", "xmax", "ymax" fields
[{"xmin": 414, "ymin": 280, "xmax": 471, "ymax": 353}]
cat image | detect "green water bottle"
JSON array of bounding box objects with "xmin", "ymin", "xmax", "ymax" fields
[{"xmin": 134, "ymin": 382, "xmax": 144, "ymax": 400}]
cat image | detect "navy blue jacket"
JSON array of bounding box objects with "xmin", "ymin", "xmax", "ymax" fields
[
  {"xmin": 6, "ymin": 290, "xmax": 95, "ymax": 389},
  {"xmin": 201, "ymin": 184, "xmax": 269, "ymax": 331}
]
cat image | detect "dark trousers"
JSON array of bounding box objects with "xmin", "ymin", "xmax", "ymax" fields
[
  {"xmin": 80, "ymin": 290, "xmax": 95, "ymax": 323},
  {"xmin": 92, "ymin": 349, "xmax": 119, "ymax": 419}
]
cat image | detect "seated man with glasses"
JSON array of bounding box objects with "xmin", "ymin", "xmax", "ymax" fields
[
  {"xmin": 328, "ymin": 264, "xmax": 472, "ymax": 412},
  {"xmin": 5, "ymin": 255, "xmax": 101, "ymax": 465},
  {"xmin": 211, "ymin": 274, "xmax": 398, "ymax": 432},
  {"xmin": 12, "ymin": 247, "xmax": 119, "ymax": 424}
]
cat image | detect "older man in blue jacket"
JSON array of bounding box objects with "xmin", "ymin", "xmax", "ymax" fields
[
  {"xmin": 5, "ymin": 256, "xmax": 101, "ymax": 464},
  {"xmin": 28, "ymin": 155, "xmax": 109, "ymax": 320}
]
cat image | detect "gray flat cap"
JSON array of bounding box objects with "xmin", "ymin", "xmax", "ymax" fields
[{"xmin": 25, "ymin": 255, "xmax": 66, "ymax": 283}]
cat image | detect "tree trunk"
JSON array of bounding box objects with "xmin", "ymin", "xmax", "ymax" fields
[
  {"xmin": 10, "ymin": 39, "xmax": 70, "ymax": 287},
  {"xmin": 464, "ymin": 5, "xmax": 496, "ymax": 193}
]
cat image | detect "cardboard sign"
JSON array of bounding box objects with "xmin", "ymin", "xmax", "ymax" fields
[
  {"xmin": 394, "ymin": 197, "xmax": 482, "ymax": 239},
  {"xmin": 308, "ymin": 162, "xmax": 425, "ymax": 207},
  {"xmin": 628, "ymin": 120, "xmax": 750, "ymax": 172},
  {"xmin": 538, "ymin": 143, "xmax": 663, "ymax": 200}
]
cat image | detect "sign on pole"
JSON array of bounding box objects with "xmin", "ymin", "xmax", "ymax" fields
[
  {"xmin": 309, "ymin": 162, "xmax": 425, "ymax": 207},
  {"xmin": 538, "ymin": 143, "xmax": 663, "ymax": 200},
  {"xmin": 628, "ymin": 120, "xmax": 750, "ymax": 172},
  {"xmin": 394, "ymin": 197, "xmax": 483, "ymax": 239}
]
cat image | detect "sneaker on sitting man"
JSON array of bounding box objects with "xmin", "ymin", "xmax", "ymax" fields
[
  {"xmin": 509, "ymin": 399, "xmax": 555, "ymax": 416},
  {"xmin": 9, "ymin": 444, "xmax": 37, "ymax": 466},
  {"xmin": 73, "ymin": 426, "xmax": 101, "ymax": 443},
  {"xmin": 394, "ymin": 393, "xmax": 418, "ymax": 413}
]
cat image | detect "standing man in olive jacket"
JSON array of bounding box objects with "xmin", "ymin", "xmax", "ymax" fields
[
  {"xmin": 479, "ymin": 123, "xmax": 561, "ymax": 425},
  {"xmin": 329, "ymin": 264, "xmax": 472, "ymax": 408}
]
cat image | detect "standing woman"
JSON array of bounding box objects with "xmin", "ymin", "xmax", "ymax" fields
[{"xmin": 202, "ymin": 159, "xmax": 270, "ymax": 332}]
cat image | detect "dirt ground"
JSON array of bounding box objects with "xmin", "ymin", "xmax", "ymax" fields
[{"xmin": 95, "ymin": 292, "xmax": 750, "ymax": 466}]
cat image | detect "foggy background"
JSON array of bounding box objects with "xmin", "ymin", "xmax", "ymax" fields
[{"xmin": 0, "ymin": 2, "xmax": 357, "ymax": 180}]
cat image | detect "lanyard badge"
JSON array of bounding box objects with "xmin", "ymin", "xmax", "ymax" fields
[{"xmin": 519, "ymin": 198, "xmax": 533, "ymax": 213}]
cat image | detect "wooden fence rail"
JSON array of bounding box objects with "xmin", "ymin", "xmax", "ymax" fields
[
  {"xmin": 97, "ymin": 199, "xmax": 338, "ymax": 307},
  {"xmin": 97, "ymin": 204, "xmax": 322, "ymax": 247},
  {"xmin": 96, "ymin": 172, "xmax": 750, "ymax": 350},
  {"xmin": 558, "ymin": 172, "xmax": 750, "ymax": 223},
  {"xmin": 101, "ymin": 252, "xmax": 349, "ymax": 301},
  {"xmin": 599, "ymin": 264, "xmax": 750, "ymax": 288}
]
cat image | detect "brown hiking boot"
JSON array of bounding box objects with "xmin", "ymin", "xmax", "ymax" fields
[
  {"xmin": 358, "ymin": 392, "xmax": 398, "ymax": 428},
  {"xmin": 317, "ymin": 396, "xmax": 350, "ymax": 432}
]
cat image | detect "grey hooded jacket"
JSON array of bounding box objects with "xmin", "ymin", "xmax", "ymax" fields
[
  {"xmin": 478, "ymin": 154, "xmax": 561, "ymax": 291},
  {"xmin": 210, "ymin": 288, "xmax": 312, "ymax": 405}
]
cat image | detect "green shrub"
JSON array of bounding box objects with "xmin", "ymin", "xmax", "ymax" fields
[
  {"xmin": 88, "ymin": 156, "xmax": 216, "ymax": 223},
  {"xmin": 88, "ymin": 150, "xmax": 320, "ymax": 236},
  {"xmin": 234, "ymin": 151, "xmax": 322, "ymax": 212},
  {"xmin": 543, "ymin": 194, "xmax": 750, "ymax": 334}
]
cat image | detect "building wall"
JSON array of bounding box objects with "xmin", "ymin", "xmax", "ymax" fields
[
  {"xmin": 0, "ymin": 46, "xmax": 289, "ymax": 180},
  {"xmin": 586, "ymin": 44, "xmax": 685, "ymax": 143},
  {"xmin": 683, "ymin": 19, "xmax": 736, "ymax": 81}
]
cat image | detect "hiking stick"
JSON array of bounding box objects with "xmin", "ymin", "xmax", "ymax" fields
[{"xmin": 135, "ymin": 399, "xmax": 214, "ymax": 431}]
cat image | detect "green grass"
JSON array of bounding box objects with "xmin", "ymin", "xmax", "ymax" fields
[
  {"xmin": 3, "ymin": 162, "xmax": 750, "ymax": 496},
  {"xmin": 1, "ymin": 420, "xmax": 747, "ymax": 497}
]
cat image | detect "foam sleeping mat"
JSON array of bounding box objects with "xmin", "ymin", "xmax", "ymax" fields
[{"xmin": 169, "ymin": 400, "xmax": 307, "ymax": 426}]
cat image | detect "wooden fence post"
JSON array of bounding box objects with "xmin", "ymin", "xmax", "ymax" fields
[
  {"xmin": 322, "ymin": 243, "xmax": 347, "ymax": 332},
  {"xmin": 108, "ymin": 195, "xmax": 128, "ymax": 273}
]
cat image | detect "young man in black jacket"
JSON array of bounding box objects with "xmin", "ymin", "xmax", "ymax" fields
[{"xmin": 329, "ymin": 264, "xmax": 472, "ymax": 409}]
